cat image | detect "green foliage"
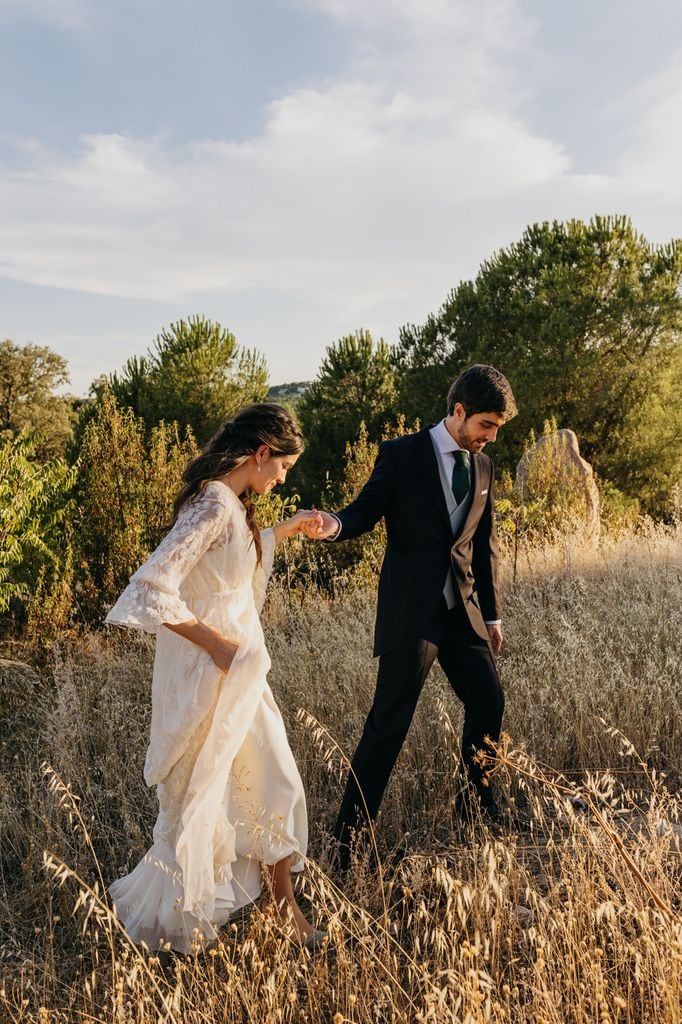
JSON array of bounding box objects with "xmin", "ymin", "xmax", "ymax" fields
[
  {"xmin": 74, "ymin": 394, "xmax": 197, "ymax": 615},
  {"xmin": 0, "ymin": 339, "xmax": 76, "ymax": 458},
  {"xmin": 602, "ymin": 342, "xmax": 682, "ymax": 515},
  {"xmin": 109, "ymin": 316, "xmax": 269, "ymax": 444},
  {"xmin": 331, "ymin": 420, "xmax": 390, "ymax": 585},
  {"xmin": 0, "ymin": 433, "xmax": 76, "ymax": 619},
  {"xmin": 296, "ymin": 416, "xmax": 418, "ymax": 593},
  {"xmin": 294, "ymin": 330, "xmax": 398, "ymax": 504},
  {"xmin": 23, "ymin": 544, "xmax": 77, "ymax": 642},
  {"xmin": 598, "ymin": 480, "xmax": 640, "ymax": 535},
  {"xmin": 396, "ymin": 216, "xmax": 682, "ymax": 513},
  {"xmin": 253, "ymin": 489, "xmax": 300, "ymax": 530}
]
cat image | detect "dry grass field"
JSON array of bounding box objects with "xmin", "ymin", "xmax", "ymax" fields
[{"xmin": 1, "ymin": 522, "xmax": 682, "ymax": 1023}]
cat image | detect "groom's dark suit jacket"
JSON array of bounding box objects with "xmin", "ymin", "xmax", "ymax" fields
[{"xmin": 334, "ymin": 425, "xmax": 501, "ymax": 657}]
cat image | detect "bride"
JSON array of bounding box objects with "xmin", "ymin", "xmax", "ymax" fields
[{"xmin": 105, "ymin": 403, "xmax": 323, "ymax": 955}]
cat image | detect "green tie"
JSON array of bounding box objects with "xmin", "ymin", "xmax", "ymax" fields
[{"xmin": 451, "ymin": 450, "xmax": 470, "ymax": 506}]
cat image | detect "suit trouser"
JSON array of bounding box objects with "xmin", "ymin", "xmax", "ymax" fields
[{"xmin": 333, "ymin": 601, "xmax": 504, "ymax": 851}]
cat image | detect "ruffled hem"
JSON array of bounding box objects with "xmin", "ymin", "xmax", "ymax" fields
[
  {"xmin": 110, "ymin": 837, "xmax": 304, "ymax": 955},
  {"xmin": 105, "ymin": 579, "xmax": 194, "ymax": 635}
]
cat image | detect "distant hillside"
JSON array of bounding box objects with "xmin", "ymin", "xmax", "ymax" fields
[{"xmin": 267, "ymin": 381, "xmax": 311, "ymax": 403}]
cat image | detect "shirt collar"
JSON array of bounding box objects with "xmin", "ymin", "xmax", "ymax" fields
[{"xmin": 431, "ymin": 418, "xmax": 462, "ymax": 456}]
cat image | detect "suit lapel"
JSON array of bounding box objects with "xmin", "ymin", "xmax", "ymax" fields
[
  {"xmin": 459, "ymin": 454, "xmax": 490, "ymax": 535},
  {"xmin": 411, "ymin": 427, "xmax": 452, "ymax": 534}
]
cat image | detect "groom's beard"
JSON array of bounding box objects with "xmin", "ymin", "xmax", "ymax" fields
[{"xmin": 455, "ymin": 420, "xmax": 486, "ymax": 453}]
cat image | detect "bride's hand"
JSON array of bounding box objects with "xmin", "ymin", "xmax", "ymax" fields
[
  {"xmin": 281, "ymin": 509, "xmax": 323, "ymax": 539},
  {"xmin": 299, "ymin": 509, "xmax": 339, "ymax": 540},
  {"xmin": 207, "ymin": 634, "xmax": 239, "ymax": 672}
]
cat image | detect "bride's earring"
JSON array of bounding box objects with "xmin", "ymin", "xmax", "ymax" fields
[{"xmin": 257, "ymin": 460, "xmax": 262, "ymax": 473}]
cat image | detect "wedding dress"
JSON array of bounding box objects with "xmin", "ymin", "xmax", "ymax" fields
[{"xmin": 105, "ymin": 480, "xmax": 307, "ymax": 954}]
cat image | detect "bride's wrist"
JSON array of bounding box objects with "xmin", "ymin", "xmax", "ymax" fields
[
  {"xmin": 278, "ymin": 517, "xmax": 300, "ymax": 540},
  {"xmin": 205, "ymin": 629, "xmax": 219, "ymax": 651},
  {"xmin": 204, "ymin": 626, "xmax": 230, "ymax": 653},
  {"xmin": 211, "ymin": 634, "xmax": 237, "ymax": 656},
  {"xmin": 273, "ymin": 519, "xmax": 292, "ymax": 544}
]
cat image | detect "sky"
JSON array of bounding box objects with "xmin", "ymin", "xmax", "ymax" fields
[{"xmin": 1, "ymin": 0, "xmax": 681, "ymax": 395}]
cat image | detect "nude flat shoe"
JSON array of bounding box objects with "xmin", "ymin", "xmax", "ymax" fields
[{"xmin": 302, "ymin": 928, "xmax": 333, "ymax": 955}]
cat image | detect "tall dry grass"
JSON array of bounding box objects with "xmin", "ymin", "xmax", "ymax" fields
[{"xmin": 1, "ymin": 522, "xmax": 681, "ymax": 1022}]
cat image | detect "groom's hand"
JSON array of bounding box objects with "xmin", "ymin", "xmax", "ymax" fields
[
  {"xmin": 283, "ymin": 509, "xmax": 323, "ymax": 538},
  {"xmin": 487, "ymin": 623, "xmax": 503, "ymax": 655},
  {"xmin": 299, "ymin": 509, "xmax": 340, "ymax": 540}
]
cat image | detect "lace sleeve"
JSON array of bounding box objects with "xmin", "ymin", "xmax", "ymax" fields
[
  {"xmin": 252, "ymin": 528, "xmax": 276, "ymax": 614},
  {"xmin": 105, "ymin": 489, "xmax": 230, "ymax": 634}
]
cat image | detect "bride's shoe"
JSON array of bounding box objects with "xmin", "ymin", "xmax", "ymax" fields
[{"xmin": 302, "ymin": 928, "xmax": 329, "ymax": 953}]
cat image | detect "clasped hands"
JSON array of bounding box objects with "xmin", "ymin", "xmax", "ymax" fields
[{"xmin": 282, "ymin": 508, "xmax": 339, "ymax": 540}]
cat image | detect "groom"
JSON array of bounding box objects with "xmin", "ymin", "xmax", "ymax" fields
[{"xmin": 306, "ymin": 364, "xmax": 518, "ymax": 864}]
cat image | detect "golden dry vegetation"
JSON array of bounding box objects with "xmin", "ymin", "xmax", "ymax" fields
[{"xmin": 1, "ymin": 523, "xmax": 682, "ymax": 1023}]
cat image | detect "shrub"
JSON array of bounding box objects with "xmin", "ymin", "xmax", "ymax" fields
[
  {"xmin": 0, "ymin": 433, "xmax": 76, "ymax": 629},
  {"xmin": 74, "ymin": 394, "xmax": 197, "ymax": 618}
]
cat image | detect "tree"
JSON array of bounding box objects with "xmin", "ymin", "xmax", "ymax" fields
[
  {"xmin": 293, "ymin": 330, "xmax": 398, "ymax": 504},
  {"xmin": 609, "ymin": 342, "xmax": 682, "ymax": 515},
  {"xmin": 395, "ymin": 217, "xmax": 682, "ymax": 510},
  {"xmin": 75, "ymin": 394, "xmax": 197, "ymax": 615},
  {"xmin": 109, "ymin": 316, "xmax": 269, "ymax": 444},
  {"xmin": 0, "ymin": 339, "xmax": 76, "ymax": 457},
  {"xmin": 0, "ymin": 433, "xmax": 76, "ymax": 621}
]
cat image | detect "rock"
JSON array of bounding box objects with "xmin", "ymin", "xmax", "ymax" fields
[
  {"xmin": 568, "ymin": 794, "xmax": 589, "ymax": 814},
  {"xmin": 512, "ymin": 905, "xmax": 532, "ymax": 928},
  {"xmin": 655, "ymin": 818, "xmax": 682, "ymax": 841},
  {"xmin": 515, "ymin": 428, "xmax": 600, "ymax": 541}
]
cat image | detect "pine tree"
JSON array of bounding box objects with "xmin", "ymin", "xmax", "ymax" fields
[{"xmin": 109, "ymin": 316, "xmax": 268, "ymax": 444}]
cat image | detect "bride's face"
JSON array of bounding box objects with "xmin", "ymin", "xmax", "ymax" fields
[{"xmin": 251, "ymin": 448, "xmax": 300, "ymax": 494}]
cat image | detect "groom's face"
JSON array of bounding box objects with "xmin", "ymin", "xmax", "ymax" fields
[{"xmin": 453, "ymin": 404, "xmax": 506, "ymax": 452}]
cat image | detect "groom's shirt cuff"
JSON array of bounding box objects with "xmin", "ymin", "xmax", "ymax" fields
[
  {"xmin": 325, "ymin": 513, "xmax": 342, "ymax": 540},
  {"xmin": 484, "ymin": 620, "xmax": 501, "ymax": 625}
]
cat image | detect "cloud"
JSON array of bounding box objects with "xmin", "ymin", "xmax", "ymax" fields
[
  {"xmin": 617, "ymin": 56, "xmax": 682, "ymax": 196},
  {"xmin": 0, "ymin": 0, "xmax": 676, "ymax": 342},
  {"xmin": 0, "ymin": 104, "xmax": 583, "ymax": 306},
  {"xmin": 0, "ymin": 0, "xmax": 92, "ymax": 31}
]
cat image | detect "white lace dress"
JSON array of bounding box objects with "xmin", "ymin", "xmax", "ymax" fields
[{"xmin": 105, "ymin": 480, "xmax": 307, "ymax": 954}]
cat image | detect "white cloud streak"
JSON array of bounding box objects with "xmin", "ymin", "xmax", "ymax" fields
[
  {"xmin": 0, "ymin": 0, "xmax": 92, "ymax": 31},
  {"xmin": 0, "ymin": 0, "xmax": 678, "ymax": 332}
]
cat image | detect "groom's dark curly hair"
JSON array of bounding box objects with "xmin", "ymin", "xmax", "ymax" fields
[{"xmin": 446, "ymin": 364, "xmax": 517, "ymax": 420}]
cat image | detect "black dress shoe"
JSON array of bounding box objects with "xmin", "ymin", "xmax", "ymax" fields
[
  {"xmin": 455, "ymin": 788, "xmax": 503, "ymax": 825},
  {"xmin": 480, "ymin": 800, "xmax": 502, "ymax": 823}
]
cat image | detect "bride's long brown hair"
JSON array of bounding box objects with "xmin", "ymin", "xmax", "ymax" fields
[{"xmin": 173, "ymin": 403, "xmax": 305, "ymax": 564}]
